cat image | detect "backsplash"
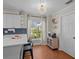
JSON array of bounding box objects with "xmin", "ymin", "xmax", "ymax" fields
[{"xmin": 3, "ymin": 28, "xmax": 27, "ymax": 35}]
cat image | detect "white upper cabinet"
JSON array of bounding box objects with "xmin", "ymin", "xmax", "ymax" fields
[
  {"xmin": 3, "ymin": 14, "xmax": 7, "ymax": 28},
  {"xmin": 3, "ymin": 14, "xmax": 27, "ymax": 28},
  {"xmin": 20, "ymin": 15, "xmax": 27, "ymax": 28},
  {"xmin": 13, "ymin": 15, "xmax": 21, "ymax": 28},
  {"xmin": 6, "ymin": 14, "xmax": 15, "ymax": 28}
]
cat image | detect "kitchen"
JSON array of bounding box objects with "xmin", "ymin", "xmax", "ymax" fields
[{"xmin": 3, "ymin": 0, "xmax": 75, "ymax": 59}]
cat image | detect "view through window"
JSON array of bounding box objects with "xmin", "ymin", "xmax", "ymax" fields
[{"xmin": 31, "ymin": 20, "xmax": 42, "ymax": 39}]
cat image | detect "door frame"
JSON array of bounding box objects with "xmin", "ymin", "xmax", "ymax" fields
[{"xmin": 27, "ymin": 16, "xmax": 47, "ymax": 45}]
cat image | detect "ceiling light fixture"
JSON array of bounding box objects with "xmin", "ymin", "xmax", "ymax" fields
[{"xmin": 38, "ymin": 0, "xmax": 47, "ymax": 14}]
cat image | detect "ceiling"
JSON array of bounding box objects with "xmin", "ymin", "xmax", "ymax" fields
[{"xmin": 3, "ymin": 0, "xmax": 75, "ymax": 16}]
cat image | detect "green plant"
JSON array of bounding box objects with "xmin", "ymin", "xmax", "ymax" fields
[{"xmin": 31, "ymin": 27, "xmax": 42, "ymax": 39}]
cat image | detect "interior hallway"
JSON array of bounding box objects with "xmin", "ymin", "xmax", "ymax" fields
[{"xmin": 24, "ymin": 45, "xmax": 74, "ymax": 59}]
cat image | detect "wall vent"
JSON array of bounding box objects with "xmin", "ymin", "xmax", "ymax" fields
[{"xmin": 65, "ymin": 0, "xmax": 73, "ymax": 4}]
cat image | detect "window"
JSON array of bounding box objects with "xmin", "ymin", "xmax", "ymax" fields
[{"xmin": 31, "ymin": 20, "xmax": 42, "ymax": 39}]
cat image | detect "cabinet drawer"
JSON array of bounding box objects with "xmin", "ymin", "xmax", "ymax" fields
[{"xmin": 51, "ymin": 39, "xmax": 58, "ymax": 48}]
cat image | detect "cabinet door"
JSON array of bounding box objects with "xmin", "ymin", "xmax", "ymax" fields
[
  {"xmin": 51, "ymin": 38, "xmax": 58, "ymax": 49},
  {"xmin": 13, "ymin": 15, "xmax": 21, "ymax": 28},
  {"xmin": 4, "ymin": 14, "xmax": 27, "ymax": 28},
  {"xmin": 20, "ymin": 15, "xmax": 27, "ymax": 28},
  {"xmin": 3, "ymin": 45, "xmax": 22, "ymax": 59},
  {"xmin": 3, "ymin": 14, "xmax": 7, "ymax": 28},
  {"xmin": 6, "ymin": 14, "xmax": 21, "ymax": 28},
  {"xmin": 6, "ymin": 14, "xmax": 14, "ymax": 28}
]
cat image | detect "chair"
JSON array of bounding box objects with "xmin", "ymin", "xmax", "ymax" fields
[{"xmin": 23, "ymin": 42, "xmax": 33, "ymax": 59}]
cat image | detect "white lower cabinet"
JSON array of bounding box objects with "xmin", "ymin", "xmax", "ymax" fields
[
  {"xmin": 3, "ymin": 45, "xmax": 23, "ymax": 59},
  {"xmin": 47, "ymin": 37, "xmax": 59, "ymax": 49}
]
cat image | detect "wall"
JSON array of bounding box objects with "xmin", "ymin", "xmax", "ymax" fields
[
  {"xmin": 50, "ymin": 3, "xmax": 75, "ymax": 57},
  {"xmin": 47, "ymin": 16, "xmax": 53, "ymax": 32},
  {"xmin": 47, "ymin": 3, "xmax": 75, "ymax": 50},
  {"xmin": 47, "ymin": 15, "xmax": 61, "ymax": 38},
  {"xmin": 3, "ymin": 9, "xmax": 19, "ymax": 15}
]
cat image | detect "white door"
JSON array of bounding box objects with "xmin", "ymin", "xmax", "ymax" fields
[{"xmin": 61, "ymin": 13, "xmax": 75, "ymax": 57}]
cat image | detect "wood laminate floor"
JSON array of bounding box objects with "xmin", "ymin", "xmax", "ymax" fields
[{"xmin": 24, "ymin": 45, "xmax": 74, "ymax": 59}]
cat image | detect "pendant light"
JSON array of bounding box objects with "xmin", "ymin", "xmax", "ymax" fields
[{"xmin": 38, "ymin": 0, "xmax": 47, "ymax": 14}]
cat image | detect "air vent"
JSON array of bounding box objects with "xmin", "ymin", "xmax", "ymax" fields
[{"xmin": 65, "ymin": 0, "xmax": 73, "ymax": 4}]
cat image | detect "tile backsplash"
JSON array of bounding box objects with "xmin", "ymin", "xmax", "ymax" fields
[{"xmin": 3, "ymin": 28, "xmax": 27, "ymax": 35}]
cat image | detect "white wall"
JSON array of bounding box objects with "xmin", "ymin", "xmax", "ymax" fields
[
  {"xmin": 47, "ymin": 16, "xmax": 53, "ymax": 32},
  {"xmin": 49, "ymin": 3, "xmax": 75, "ymax": 57},
  {"xmin": 47, "ymin": 15, "xmax": 61, "ymax": 38},
  {"xmin": 47, "ymin": 3, "xmax": 75, "ymax": 49},
  {"xmin": 48, "ymin": 2, "xmax": 75, "ymax": 35},
  {"xmin": 3, "ymin": 9, "xmax": 19, "ymax": 15},
  {"xmin": 52, "ymin": 3, "xmax": 75, "ymax": 16}
]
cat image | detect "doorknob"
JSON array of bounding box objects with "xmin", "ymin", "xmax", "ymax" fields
[{"xmin": 73, "ymin": 37, "xmax": 75, "ymax": 39}]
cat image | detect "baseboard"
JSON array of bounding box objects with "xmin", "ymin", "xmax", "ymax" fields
[
  {"xmin": 59, "ymin": 50, "xmax": 75, "ymax": 59},
  {"xmin": 33, "ymin": 45, "xmax": 47, "ymax": 47}
]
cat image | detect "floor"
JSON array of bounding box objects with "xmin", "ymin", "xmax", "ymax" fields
[{"xmin": 24, "ymin": 45, "xmax": 74, "ymax": 59}]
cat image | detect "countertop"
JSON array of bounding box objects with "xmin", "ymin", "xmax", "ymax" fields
[{"xmin": 3, "ymin": 34, "xmax": 29, "ymax": 47}]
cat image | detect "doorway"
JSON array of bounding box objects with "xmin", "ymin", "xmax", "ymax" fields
[{"xmin": 28, "ymin": 16, "xmax": 46, "ymax": 45}]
